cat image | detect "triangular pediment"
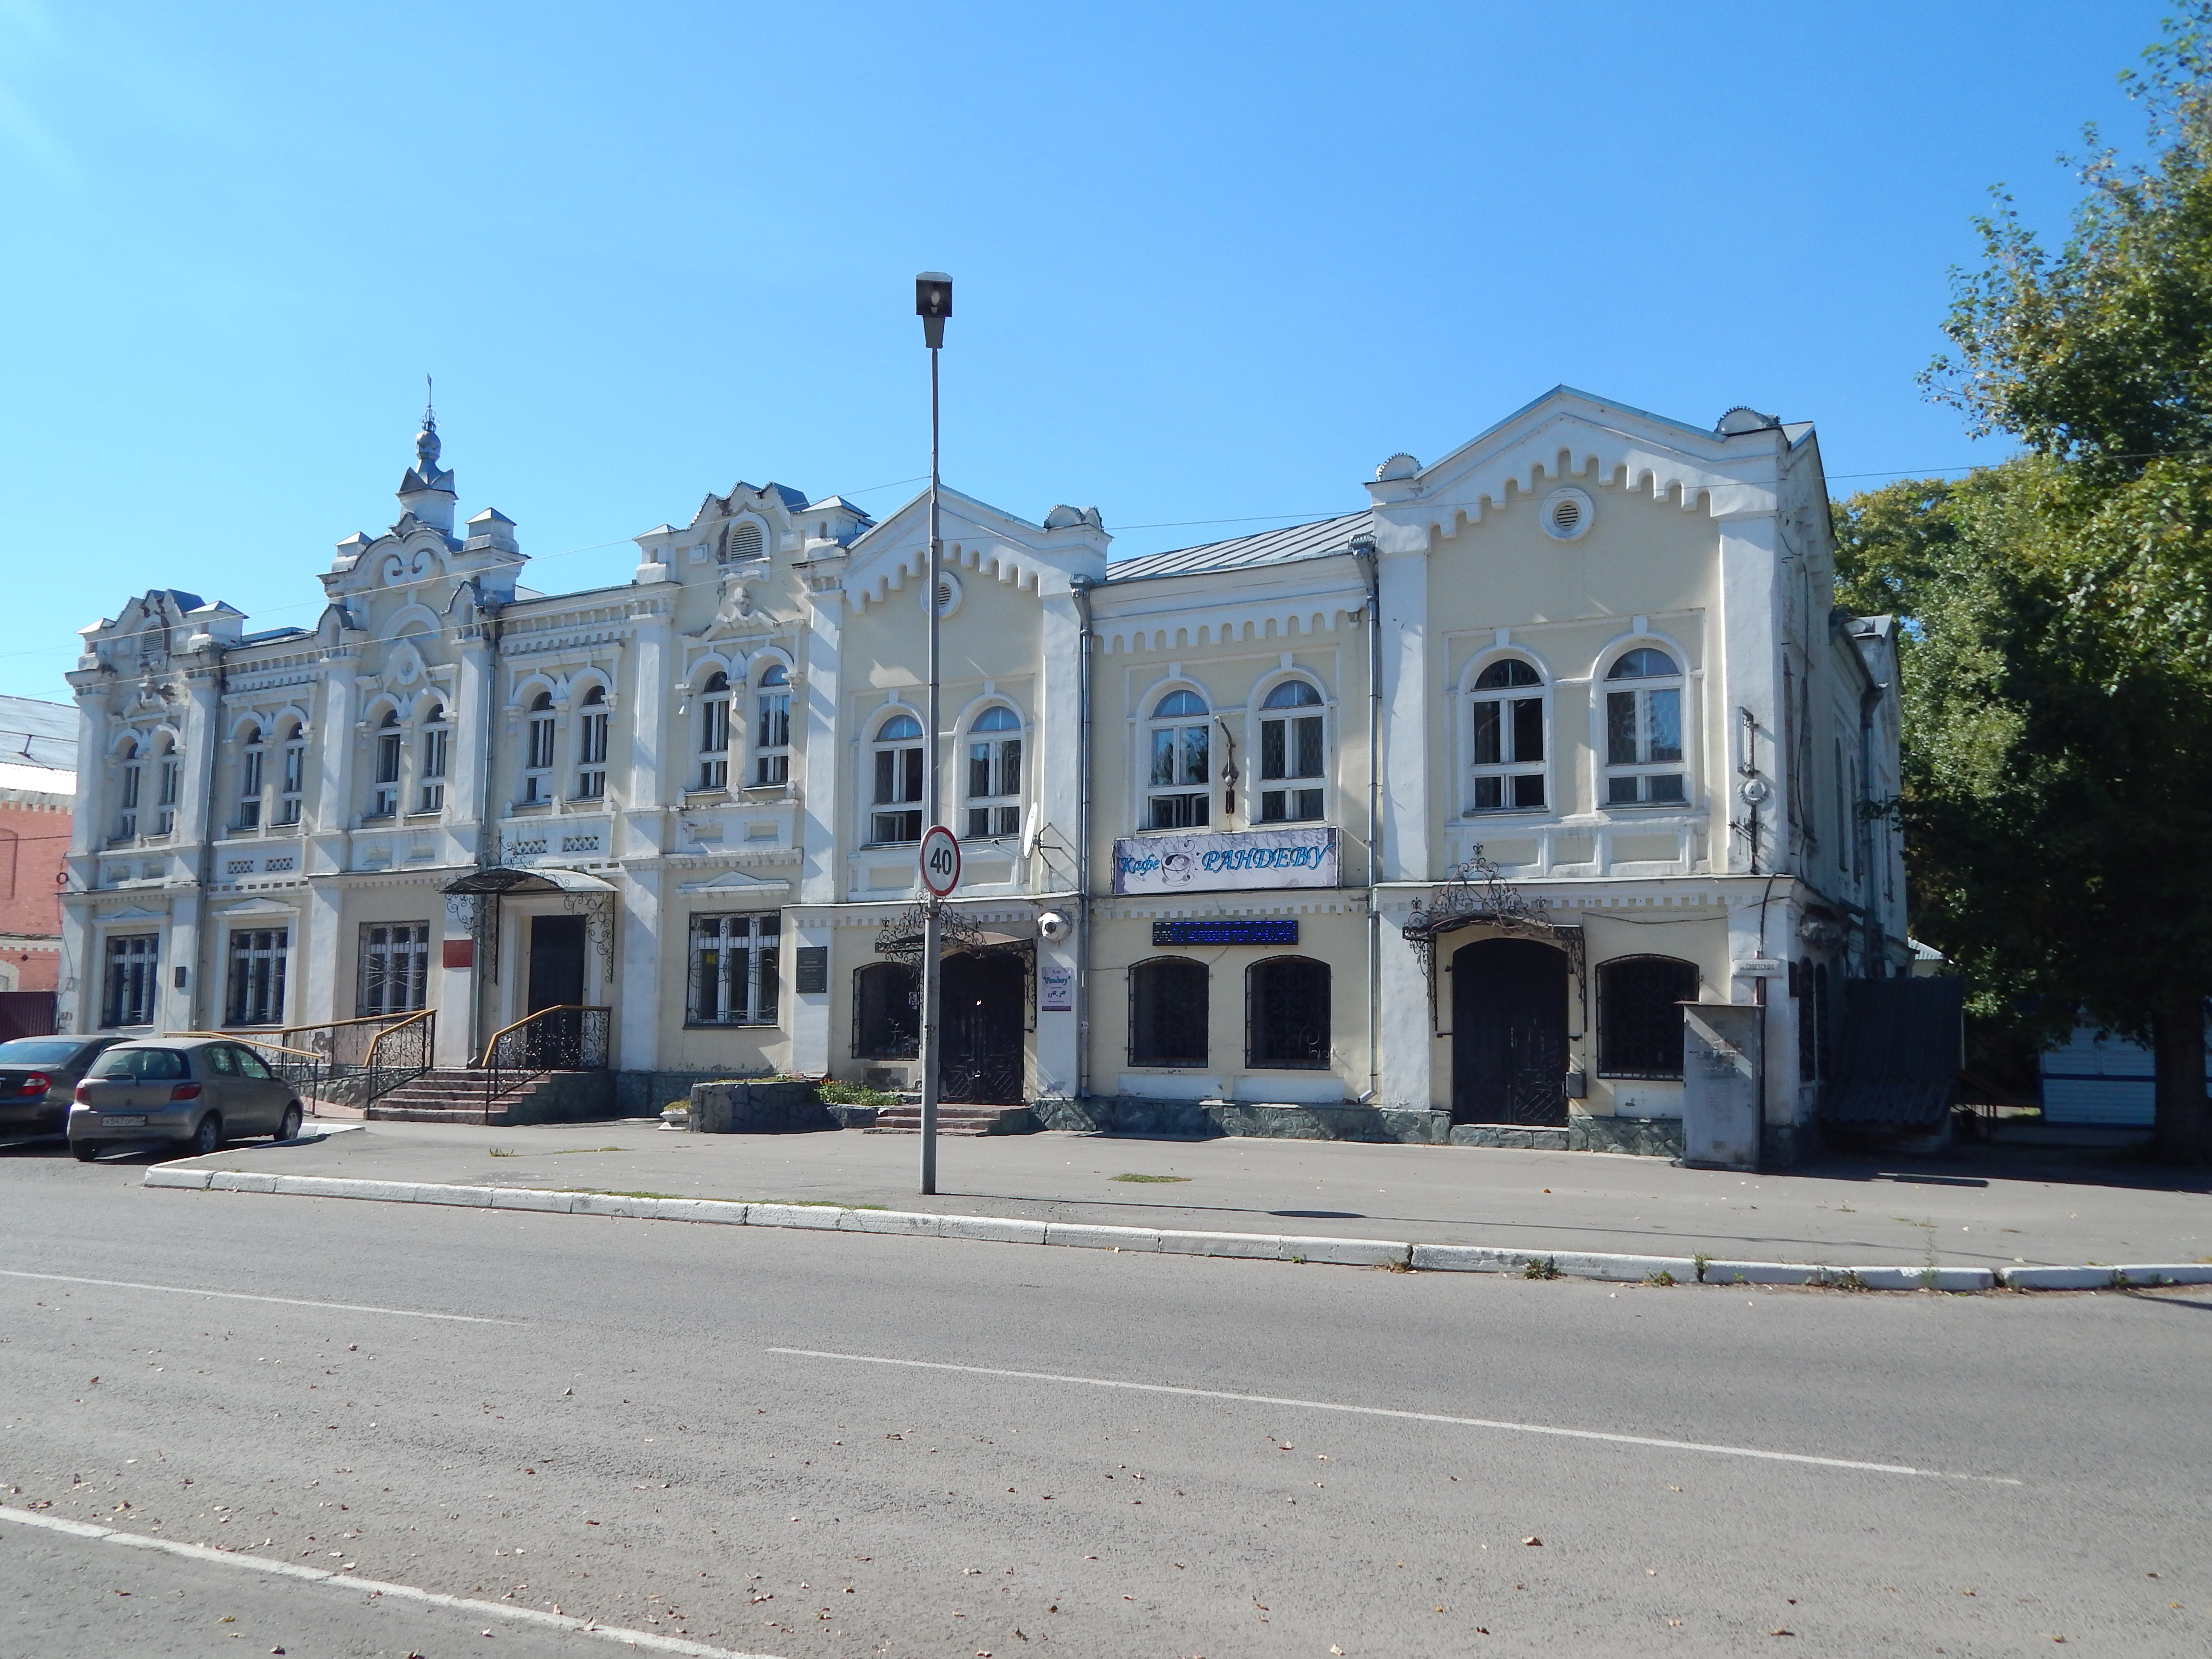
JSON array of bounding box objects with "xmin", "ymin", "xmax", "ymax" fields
[
  {"xmin": 843, "ymin": 486, "xmax": 1107, "ymax": 610},
  {"xmin": 676, "ymin": 868, "xmax": 792, "ymax": 894}
]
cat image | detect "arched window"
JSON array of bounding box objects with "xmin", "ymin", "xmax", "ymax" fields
[
  {"xmin": 853, "ymin": 961, "xmax": 919, "ymax": 1058},
  {"xmin": 1257, "ymin": 680, "xmax": 1325, "ymax": 822},
  {"xmin": 1147, "ymin": 689, "xmax": 1211, "ymax": 830},
  {"xmin": 1604, "ymin": 648, "xmax": 1685, "ymax": 806},
  {"xmin": 966, "ymin": 705, "xmax": 1022, "ymax": 839},
  {"xmin": 575, "ymin": 686, "xmax": 608, "ymax": 800},
  {"xmin": 115, "ymin": 739, "xmax": 142, "ymax": 841},
  {"xmin": 153, "ymin": 737, "xmax": 180, "ymax": 836},
  {"xmin": 276, "ymin": 721, "xmax": 307, "ymax": 825},
  {"xmin": 697, "ymin": 672, "xmax": 730, "ymax": 791},
  {"xmin": 1246, "ymin": 956, "xmax": 1330, "ymax": 1069},
  {"xmin": 1130, "ymin": 958, "xmax": 1209, "ymax": 1066},
  {"xmin": 719, "ymin": 519, "xmax": 765, "ymax": 564},
  {"xmin": 419, "ymin": 703, "xmax": 449, "ymax": 813},
  {"xmin": 754, "ymin": 663, "xmax": 791, "ymax": 787},
  {"xmin": 235, "ymin": 724, "xmax": 264, "ymax": 830},
  {"xmin": 1597, "ymin": 954, "xmax": 1699, "ymax": 1078},
  {"xmin": 1469, "ymin": 658, "xmax": 1546, "ymax": 812},
  {"xmin": 871, "ymin": 711, "xmax": 925, "ymax": 843},
  {"xmin": 523, "ymin": 693, "xmax": 556, "ymax": 805},
  {"xmin": 365, "ymin": 709, "xmax": 402, "ymax": 818}
]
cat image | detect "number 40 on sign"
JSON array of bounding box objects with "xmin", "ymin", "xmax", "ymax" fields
[{"xmin": 919, "ymin": 825, "xmax": 962, "ymax": 897}]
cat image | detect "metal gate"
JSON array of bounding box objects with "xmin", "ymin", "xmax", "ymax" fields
[
  {"xmin": 1451, "ymin": 937, "xmax": 1570, "ymax": 1126},
  {"xmin": 939, "ymin": 951, "xmax": 1026, "ymax": 1104}
]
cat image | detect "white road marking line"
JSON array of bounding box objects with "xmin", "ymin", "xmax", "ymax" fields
[
  {"xmin": 768, "ymin": 1347, "xmax": 2024, "ymax": 1485},
  {"xmin": 0, "ymin": 1505, "xmax": 785, "ymax": 1659},
  {"xmin": 0, "ymin": 1268, "xmax": 519, "ymax": 1325}
]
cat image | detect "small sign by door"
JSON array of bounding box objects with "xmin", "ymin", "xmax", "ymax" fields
[{"xmin": 919, "ymin": 825, "xmax": 962, "ymax": 897}]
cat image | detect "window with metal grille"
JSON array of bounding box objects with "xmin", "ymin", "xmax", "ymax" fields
[
  {"xmin": 1129, "ymin": 957, "xmax": 1209, "ymax": 1067},
  {"xmin": 697, "ymin": 672, "xmax": 731, "ymax": 790},
  {"xmin": 370, "ymin": 708, "xmax": 402, "ymax": 817},
  {"xmin": 277, "ymin": 724, "xmax": 306, "ymax": 824},
  {"xmin": 871, "ymin": 711, "xmax": 924, "ymax": 843},
  {"xmin": 965, "ymin": 704, "xmax": 1022, "ymax": 839},
  {"xmin": 358, "ymin": 923, "xmax": 431, "ymax": 1017},
  {"xmin": 236, "ymin": 725, "xmax": 264, "ymax": 829},
  {"xmin": 1146, "ymin": 689, "xmax": 1211, "ymax": 830},
  {"xmin": 1603, "ymin": 649, "xmax": 1686, "ymax": 806},
  {"xmin": 853, "ymin": 960, "xmax": 919, "ymax": 1058},
  {"xmin": 689, "ymin": 913, "xmax": 782, "ymax": 1025},
  {"xmin": 419, "ymin": 706, "xmax": 448, "ymax": 812},
  {"xmin": 225, "ymin": 928, "xmax": 290, "ymax": 1027},
  {"xmin": 103, "ymin": 933, "xmax": 159, "ymax": 1027},
  {"xmin": 1597, "ymin": 954, "xmax": 1699, "ymax": 1077},
  {"xmin": 1469, "ymin": 657, "xmax": 1547, "ymax": 811},
  {"xmin": 575, "ymin": 686, "xmax": 609, "ymax": 799},
  {"xmin": 115, "ymin": 740, "xmax": 142, "ymax": 840},
  {"xmin": 1258, "ymin": 680, "xmax": 1325, "ymax": 822},
  {"xmin": 1246, "ymin": 956, "xmax": 1330, "ymax": 1068},
  {"xmin": 754, "ymin": 663, "xmax": 791, "ymax": 786}
]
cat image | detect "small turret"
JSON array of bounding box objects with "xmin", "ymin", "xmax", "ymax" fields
[{"xmin": 396, "ymin": 405, "xmax": 457, "ymax": 536}]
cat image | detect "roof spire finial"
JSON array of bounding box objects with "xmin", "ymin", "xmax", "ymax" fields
[{"xmin": 416, "ymin": 375, "xmax": 442, "ymax": 468}]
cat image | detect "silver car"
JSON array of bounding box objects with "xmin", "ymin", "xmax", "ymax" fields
[
  {"xmin": 68, "ymin": 1037, "xmax": 304, "ymax": 1161},
  {"xmin": 0, "ymin": 1036, "xmax": 122, "ymax": 1139}
]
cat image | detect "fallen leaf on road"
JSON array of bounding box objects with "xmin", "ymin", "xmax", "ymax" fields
[
  {"xmin": 1769, "ymin": 1630, "xmax": 1794, "ymax": 1638},
  {"xmin": 1522, "ymin": 1537, "xmax": 1542, "ymax": 1546}
]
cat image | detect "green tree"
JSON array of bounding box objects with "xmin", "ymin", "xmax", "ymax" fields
[{"xmin": 1863, "ymin": 6, "xmax": 2212, "ymax": 1159}]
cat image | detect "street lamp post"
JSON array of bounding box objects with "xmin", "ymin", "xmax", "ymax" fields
[{"xmin": 915, "ymin": 271, "xmax": 952, "ymax": 1195}]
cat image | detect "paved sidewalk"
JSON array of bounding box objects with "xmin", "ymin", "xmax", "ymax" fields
[{"xmin": 167, "ymin": 1115, "xmax": 2212, "ymax": 1272}]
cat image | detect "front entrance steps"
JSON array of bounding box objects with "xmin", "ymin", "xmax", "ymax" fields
[
  {"xmin": 864, "ymin": 1102, "xmax": 1031, "ymax": 1137},
  {"xmin": 365, "ymin": 1068, "xmax": 600, "ymax": 1127}
]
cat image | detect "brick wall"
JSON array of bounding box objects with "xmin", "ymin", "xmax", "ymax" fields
[{"xmin": 0, "ymin": 790, "xmax": 70, "ymax": 993}]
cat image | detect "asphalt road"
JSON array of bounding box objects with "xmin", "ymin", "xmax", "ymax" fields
[{"xmin": 2, "ymin": 1139, "xmax": 2208, "ymax": 1658}]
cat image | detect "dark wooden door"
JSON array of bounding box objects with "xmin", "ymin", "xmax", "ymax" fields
[
  {"xmin": 524, "ymin": 915, "xmax": 588, "ymax": 1068},
  {"xmin": 1451, "ymin": 937, "xmax": 1569, "ymax": 1126},
  {"xmin": 939, "ymin": 952, "xmax": 1025, "ymax": 1104}
]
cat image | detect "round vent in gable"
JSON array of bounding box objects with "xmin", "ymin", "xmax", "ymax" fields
[{"xmin": 1540, "ymin": 486, "xmax": 1594, "ymax": 541}]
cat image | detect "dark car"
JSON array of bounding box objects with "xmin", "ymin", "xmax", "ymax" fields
[
  {"xmin": 0, "ymin": 1036, "xmax": 123, "ymax": 1138},
  {"xmin": 68, "ymin": 1037, "xmax": 304, "ymax": 1161}
]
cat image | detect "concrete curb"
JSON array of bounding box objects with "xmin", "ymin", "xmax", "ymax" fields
[{"xmin": 141, "ymin": 1166, "xmax": 2212, "ymax": 1293}]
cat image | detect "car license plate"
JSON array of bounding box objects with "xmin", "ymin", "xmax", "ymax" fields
[{"xmin": 103, "ymin": 1115, "xmax": 147, "ymax": 1128}]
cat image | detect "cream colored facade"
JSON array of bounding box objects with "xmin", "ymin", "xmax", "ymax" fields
[{"xmin": 58, "ymin": 387, "xmax": 1905, "ymax": 1158}]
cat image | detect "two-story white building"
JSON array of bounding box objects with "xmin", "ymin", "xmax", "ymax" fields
[{"xmin": 57, "ymin": 387, "xmax": 1907, "ymax": 1161}]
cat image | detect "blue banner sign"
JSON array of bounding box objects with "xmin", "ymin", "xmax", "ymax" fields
[{"xmin": 1152, "ymin": 919, "xmax": 1299, "ymax": 946}]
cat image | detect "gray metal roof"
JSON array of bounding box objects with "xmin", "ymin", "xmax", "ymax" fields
[
  {"xmin": 0, "ymin": 694, "xmax": 78, "ymax": 772},
  {"xmin": 1104, "ymin": 511, "xmax": 1369, "ymax": 583}
]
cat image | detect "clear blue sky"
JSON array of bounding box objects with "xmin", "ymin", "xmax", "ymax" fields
[{"xmin": 0, "ymin": 0, "xmax": 2175, "ymax": 700}]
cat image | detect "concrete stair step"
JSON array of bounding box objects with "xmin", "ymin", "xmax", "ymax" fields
[{"xmin": 864, "ymin": 1104, "xmax": 1030, "ymax": 1136}]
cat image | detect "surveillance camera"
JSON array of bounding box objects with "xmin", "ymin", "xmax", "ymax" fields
[{"xmin": 1036, "ymin": 910, "xmax": 1070, "ymax": 943}]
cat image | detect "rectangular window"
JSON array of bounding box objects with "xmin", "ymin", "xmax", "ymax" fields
[
  {"xmin": 1129, "ymin": 958, "xmax": 1210, "ymax": 1067},
  {"xmin": 103, "ymin": 934, "xmax": 159, "ymax": 1027},
  {"xmin": 1147, "ymin": 722, "xmax": 1211, "ymax": 829},
  {"xmin": 238, "ymin": 748, "xmax": 264, "ymax": 829},
  {"xmin": 1470, "ymin": 692, "xmax": 1546, "ymax": 813},
  {"xmin": 278, "ymin": 743, "xmax": 305, "ymax": 825},
  {"xmin": 156, "ymin": 757, "xmax": 179, "ymax": 835},
  {"xmin": 357, "ymin": 923, "xmax": 431, "ymax": 1017},
  {"xmin": 699, "ymin": 696, "xmax": 730, "ymax": 791},
  {"xmin": 1259, "ymin": 714, "xmax": 1324, "ymax": 823},
  {"xmin": 754, "ymin": 689, "xmax": 791, "ymax": 785},
  {"xmin": 225, "ymin": 928, "xmax": 289, "ymax": 1027},
  {"xmin": 872, "ymin": 745, "xmax": 924, "ymax": 842},
  {"xmin": 688, "ymin": 913, "xmax": 782, "ymax": 1025},
  {"xmin": 576, "ymin": 709, "xmax": 608, "ymax": 799},
  {"xmin": 1605, "ymin": 688, "xmax": 1686, "ymax": 805},
  {"xmin": 419, "ymin": 727, "xmax": 448, "ymax": 812},
  {"xmin": 965, "ymin": 735, "xmax": 1021, "ymax": 839}
]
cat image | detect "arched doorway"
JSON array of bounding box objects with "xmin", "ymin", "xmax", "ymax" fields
[
  {"xmin": 939, "ymin": 951, "xmax": 1026, "ymax": 1104},
  {"xmin": 1451, "ymin": 937, "xmax": 1569, "ymax": 1126}
]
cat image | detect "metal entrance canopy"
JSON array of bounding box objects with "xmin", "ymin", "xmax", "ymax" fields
[{"xmin": 441, "ymin": 866, "xmax": 618, "ymax": 897}]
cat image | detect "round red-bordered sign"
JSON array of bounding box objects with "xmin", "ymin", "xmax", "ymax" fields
[{"xmin": 919, "ymin": 824, "xmax": 962, "ymax": 897}]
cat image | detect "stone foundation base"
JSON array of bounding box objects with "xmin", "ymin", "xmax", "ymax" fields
[{"xmin": 1033, "ymin": 1096, "xmax": 1451, "ymax": 1144}]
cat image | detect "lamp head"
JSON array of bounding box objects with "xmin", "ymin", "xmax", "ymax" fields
[{"xmin": 915, "ymin": 271, "xmax": 952, "ymax": 348}]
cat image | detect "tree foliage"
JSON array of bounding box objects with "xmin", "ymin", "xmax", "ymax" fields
[{"xmin": 1855, "ymin": 5, "xmax": 2212, "ymax": 1159}]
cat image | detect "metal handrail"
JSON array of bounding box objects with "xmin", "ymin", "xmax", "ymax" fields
[
  {"xmin": 479, "ymin": 1004, "xmax": 611, "ymax": 1106},
  {"xmin": 173, "ymin": 1031, "xmax": 327, "ymax": 1061},
  {"xmin": 477, "ymin": 1004, "xmax": 606, "ymax": 1067},
  {"xmin": 172, "ymin": 1031, "xmax": 329, "ymax": 1105},
  {"xmin": 365, "ymin": 1007, "xmax": 434, "ymax": 1069}
]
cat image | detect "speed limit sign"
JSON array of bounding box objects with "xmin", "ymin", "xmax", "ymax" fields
[{"xmin": 919, "ymin": 824, "xmax": 962, "ymax": 897}]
